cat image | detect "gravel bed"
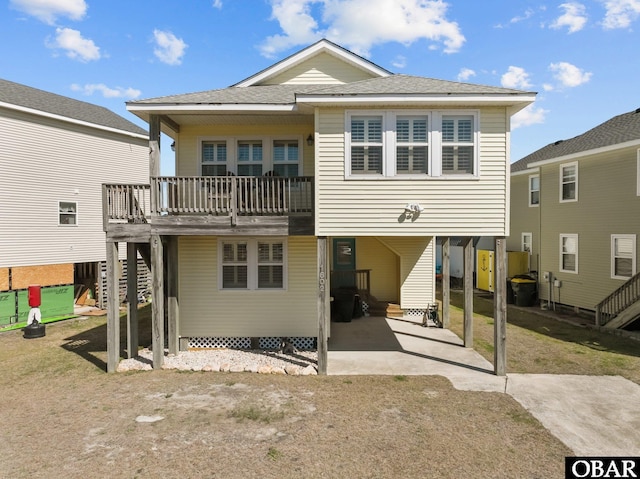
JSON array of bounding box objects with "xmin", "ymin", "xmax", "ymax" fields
[{"xmin": 118, "ymin": 347, "xmax": 318, "ymax": 375}]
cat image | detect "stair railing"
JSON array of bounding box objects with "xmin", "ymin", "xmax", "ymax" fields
[{"xmin": 595, "ymin": 271, "xmax": 640, "ymax": 326}]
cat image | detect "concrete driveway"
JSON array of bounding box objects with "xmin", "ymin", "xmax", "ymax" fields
[{"xmin": 327, "ymin": 315, "xmax": 640, "ymax": 456}]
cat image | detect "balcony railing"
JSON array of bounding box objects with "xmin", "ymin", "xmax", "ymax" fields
[{"xmin": 103, "ymin": 176, "xmax": 313, "ymax": 226}]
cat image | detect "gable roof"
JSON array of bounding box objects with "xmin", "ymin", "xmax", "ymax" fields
[
  {"xmin": 0, "ymin": 78, "xmax": 147, "ymax": 137},
  {"xmin": 512, "ymin": 108, "xmax": 640, "ymax": 173},
  {"xmin": 233, "ymin": 39, "xmax": 391, "ymax": 87}
]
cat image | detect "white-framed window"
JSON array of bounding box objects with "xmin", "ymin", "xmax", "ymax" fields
[
  {"xmin": 58, "ymin": 201, "xmax": 77, "ymax": 226},
  {"xmin": 219, "ymin": 238, "xmax": 286, "ymax": 290},
  {"xmin": 529, "ymin": 174, "xmax": 540, "ymax": 206},
  {"xmin": 272, "ymin": 140, "xmax": 299, "ymax": 177},
  {"xmin": 237, "ymin": 141, "xmax": 263, "ymax": 176},
  {"xmin": 560, "ymin": 234, "xmax": 578, "ymax": 273},
  {"xmin": 522, "ymin": 232, "xmax": 532, "ymax": 253},
  {"xmin": 611, "ymin": 234, "xmax": 636, "ymax": 279},
  {"xmin": 560, "ymin": 162, "xmax": 578, "ymax": 202},
  {"xmin": 345, "ymin": 110, "xmax": 478, "ymax": 179},
  {"xmin": 201, "ymin": 141, "xmax": 228, "ymax": 176}
]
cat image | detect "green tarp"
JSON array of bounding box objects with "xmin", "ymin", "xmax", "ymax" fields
[{"xmin": 16, "ymin": 285, "xmax": 75, "ymax": 321}]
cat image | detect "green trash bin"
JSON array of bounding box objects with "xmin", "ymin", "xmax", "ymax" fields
[{"xmin": 510, "ymin": 276, "xmax": 537, "ymax": 307}]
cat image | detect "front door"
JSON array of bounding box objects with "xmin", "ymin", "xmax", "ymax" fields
[{"xmin": 332, "ymin": 238, "xmax": 356, "ymax": 288}]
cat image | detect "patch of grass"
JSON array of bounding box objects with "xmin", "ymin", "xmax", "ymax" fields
[
  {"xmin": 342, "ymin": 379, "xmax": 352, "ymax": 384},
  {"xmin": 475, "ymin": 338, "xmax": 494, "ymax": 353},
  {"xmin": 266, "ymin": 447, "xmax": 282, "ymax": 461},
  {"xmin": 230, "ymin": 405, "xmax": 285, "ymax": 424},
  {"xmin": 393, "ymin": 375, "xmax": 407, "ymax": 382}
]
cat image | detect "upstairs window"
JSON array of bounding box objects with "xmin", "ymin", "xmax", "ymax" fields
[
  {"xmin": 560, "ymin": 234, "xmax": 578, "ymax": 273},
  {"xmin": 396, "ymin": 116, "xmax": 428, "ymax": 175},
  {"xmin": 237, "ymin": 141, "xmax": 263, "ymax": 176},
  {"xmin": 202, "ymin": 141, "xmax": 227, "ymax": 176},
  {"xmin": 273, "ymin": 140, "xmax": 299, "ymax": 177},
  {"xmin": 350, "ymin": 116, "xmax": 383, "ymax": 175},
  {"xmin": 529, "ymin": 175, "xmax": 540, "ymax": 206},
  {"xmin": 611, "ymin": 235, "xmax": 636, "ymax": 279},
  {"xmin": 441, "ymin": 116, "xmax": 474, "ymax": 175},
  {"xmin": 560, "ymin": 162, "xmax": 578, "ymax": 202},
  {"xmin": 59, "ymin": 201, "xmax": 77, "ymax": 226}
]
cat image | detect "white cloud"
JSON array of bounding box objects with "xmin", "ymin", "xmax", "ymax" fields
[
  {"xmin": 392, "ymin": 55, "xmax": 406, "ymax": 69},
  {"xmin": 9, "ymin": 0, "xmax": 87, "ymax": 24},
  {"xmin": 47, "ymin": 27, "xmax": 100, "ymax": 61},
  {"xmin": 542, "ymin": 83, "xmax": 554, "ymax": 91},
  {"xmin": 457, "ymin": 67, "xmax": 476, "ymax": 81},
  {"xmin": 549, "ymin": 61, "xmax": 592, "ymax": 87},
  {"xmin": 153, "ymin": 29, "xmax": 187, "ymax": 65},
  {"xmin": 501, "ymin": 66, "xmax": 532, "ymax": 89},
  {"xmin": 511, "ymin": 104, "xmax": 548, "ymax": 130},
  {"xmin": 550, "ymin": 2, "xmax": 588, "ymax": 33},
  {"xmin": 259, "ymin": 0, "xmax": 465, "ymax": 58},
  {"xmin": 71, "ymin": 83, "xmax": 141, "ymax": 99},
  {"xmin": 601, "ymin": 0, "xmax": 640, "ymax": 29},
  {"xmin": 212, "ymin": 0, "xmax": 223, "ymax": 8}
]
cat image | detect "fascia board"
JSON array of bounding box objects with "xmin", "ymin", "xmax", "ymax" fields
[
  {"xmin": 528, "ymin": 139, "xmax": 640, "ymax": 168},
  {"xmin": 295, "ymin": 93, "xmax": 537, "ymax": 106},
  {"xmin": 126, "ymin": 104, "xmax": 297, "ymax": 113},
  {"xmin": 511, "ymin": 167, "xmax": 539, "ymax": 177}
]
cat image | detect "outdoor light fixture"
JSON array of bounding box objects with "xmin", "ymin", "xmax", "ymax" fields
[
  {"xmin": 170, "ymin": 141, "xmax": 176, "ymax": 152},
  {"xmin": 403, "ymin": 203, "xmax": 424, "ymax": 220},
  {"xmin": 306, "ymin": 134, "xmax": 314, "ymax": 146}
]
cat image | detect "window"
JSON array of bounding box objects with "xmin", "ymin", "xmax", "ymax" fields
[
  {"xmin": 202, "ymin": 141, "xmax": 228, "ymax": 176},
  {"xmin": 441, "ymin": 115, "xmax": 474, "ymax": 174},
  {"xmin": 529, "ymin": 175, "xmax": 540, "ymax": 206},
  {"xmin": 522, "ymin": 233, "xmax": 532, "ymax": 253},
  {"xmin": 560, "ymin": 162, "xmax": 578, "ymax": 202},
  {"xmin": 560, "ymin": 234, "xmax": 578, "ymax": 273},
  {"xmin": 611, "ymin": 235, "xmax": 636, "ymax": 279},
  {"xmin": 237, "ymin": 141, "xmax": 263, "ymax": 176},
  {"xmin": 396, "ymin": 116, "xmax": 428, "ymax": 174},
  {"xmin": 345, "ymin": 110, "xmax": 477, "ymax": 178},
  {"xmin": 59, "ymin": 201, "xmax": 77, "ymax": 225},
  {"xmin": 219, "ymin": 239, "xmax": 286, "ymax": 290},
  {"xmin": 273, "ymin": 140, "xmax": 299, "ymax": 177},
  {"xmin": 350, "ymin": 115, "xmax": 383, "ymax": 175}
]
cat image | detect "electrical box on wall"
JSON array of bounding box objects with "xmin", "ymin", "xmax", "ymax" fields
[
  {"xmin": 554, "ymin": 279, "xmax": 562, "ymax": 288},
  {"xmin": 542, "ymin": 272, "xmax": 551, "ymax": 282}
]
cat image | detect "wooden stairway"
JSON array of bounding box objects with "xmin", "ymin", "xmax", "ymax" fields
[{"xmin": 363, "ymin": 293, "xmax": 403, "ymax": 317}]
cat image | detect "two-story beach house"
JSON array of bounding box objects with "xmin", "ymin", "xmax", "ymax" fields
[
  {"xmin": 508, "ymin": 108, "xmax": 640, "ymax": 329},
  {"xmin": 103, "ymin": 40, "xmax": 535, "ymax": 374}
]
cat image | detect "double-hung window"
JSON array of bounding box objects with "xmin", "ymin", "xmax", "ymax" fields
[
  {"xmin": 529, "ymin": 175, "xmax": 540, "ymax": 206},
  {"xmin": 522, "ymin": 233, "xmax": 532, "ymax": 253},
  {"xmin": 441, "ymin": 116, "xmax": 474, "ymax": 174},
  {"xmin": 273, "ymin": 140, "xmax": 299, "ymax": 177},
  {"xmin": 560, "ymin": 162, "xmax": 577, "ymax": 202},
  {"xmin": 396, "ymin": 116, "xmax": 428, "ymax": 175},
  {"xmin": 237, "ymin": 141, "xmax": 263, "ymax": 176},
  {"xmin": 350, "ymin": 115, "xmax": 383, "ymax": 175},
  {"xmin": 202, "ymin": 141, "xmax": 228, "ymax": 176},
  {"xmin": 560, "ymin": 234, "xmax": 578, "ymax": 273},
  {"xmin": 220, "ymin": 239, "xmax": 286, "ymax": 290},
  {"xmin": 59, "ymin": 201, "xmax": 77, "ymax": 225},
  {"xmin": 611, "ymin": 235, "xmax": 636, "ymax": 279}
]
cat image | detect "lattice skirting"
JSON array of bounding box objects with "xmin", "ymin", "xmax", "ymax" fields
[
  {"xmin": 403, "ymin": 308, "xmax": 427, "ymax": 317},
  {"xmin": 188, "ymin": 337, "xmax": 316, "ymax": 350}
]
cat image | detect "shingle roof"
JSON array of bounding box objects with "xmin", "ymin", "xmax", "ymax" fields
[
  {"xmin": 129, "ymin": 74, "xmax": 532, "ymax": 107},
  {"xmin": 512, "ymin": 108, "xmax": 640, "ymax": 173},
  {"xmin": 0, "ymin": 78, "xmax": 147, "ymax": 136}
]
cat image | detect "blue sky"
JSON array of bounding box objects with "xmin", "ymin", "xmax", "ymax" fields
[{"xmin": 2, "ymin": 0, "xmax": 639, "ymax": 170}]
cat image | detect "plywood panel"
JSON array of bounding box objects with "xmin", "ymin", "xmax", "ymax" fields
[
  {"xmin": 11, "ymin": 263, "xmax": 74, "ymax": 289},
  {"xmin": 0, "ymin": 268, "xmax": 8, "ymax": 291}
]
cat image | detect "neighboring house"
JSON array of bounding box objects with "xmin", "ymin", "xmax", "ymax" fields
[
  {"xmin": 0, "ymin": 78, "xmax": 149, "ymax": 325},
  {"xmin": 508, "ymin": 108, "xmax": 640, "ymax": 328},
  {"xmin": 104, "ymin": 39, "xmax": 535, "ymax": 373}
]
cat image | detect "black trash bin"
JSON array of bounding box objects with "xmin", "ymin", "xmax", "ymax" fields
[
  {"xmin": 510, "ymin": 276, "xmax": 537, "ymax": 307},
  {"xmin": 331, "ymin": 287, "xmax": 356, "ymax": 322},
  {"xmin": 506, "ymin": 279, "xmax": 515, "ymax": 304}
]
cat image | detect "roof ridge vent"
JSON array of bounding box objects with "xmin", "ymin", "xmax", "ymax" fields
[
  {"xmin": 553, "ymin": 140, "xmax": 564, "ymax": 146},
  {"xmin": 635, "ymin": 107, "xmax": 640, "ymax": 114}
]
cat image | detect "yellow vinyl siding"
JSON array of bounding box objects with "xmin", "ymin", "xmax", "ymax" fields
[
  {"xmin": 178, "ymin": 236, "xmax": 317, "ymax": 337},
  {"xmin": 354, "ymin": 237, "xmax": 399, "ymax": 302},
  {"xmin": 316, "ymin": 108, "xmax": 509, "ymax": 237},
  {"xmin": 263, "ymin": 52, "xmax": 378, "ymax": 85}
]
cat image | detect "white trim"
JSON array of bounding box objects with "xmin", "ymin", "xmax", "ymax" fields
[
  {"xmin": 559, "ymin": 234, "xmax": 578, "ymax": 274},
  {"xmin": 217, "ymin": 238, "xmax": 288, "ymax": 291},
  {"xmin": 521, "ymin": 232, "xmax": 532, "ymax": 253},
  {"xmin": 127, "ymin": 104, "xmax": 297, "ymax": 113},
  {"xmin": 297, "ymin": 94, "xmax": 536, "ymax": 107},
  {"xmin": 1, "ymin": 101, "xmax": 147, "ymax": 140},
  {"xmin": 611, "ymin": 234, "xmax": 636, "ymax": 280},
  {"xmin": 528, "ymin": 139, "xmax": 640, "ymax": 169},
  {"xmin": 58, "ymin": 200, "xmax": 78, "ymax": 226},
  {"xmin": 528, "ymin": 174, "xmax": 540, "ymax": 207},
  {"xmin": 636, "ymin": 149, "xmax": 640, "ymax": 196},
  {"xmin": 511, "ymin": 167, "xmax": 539, "ymax": 177},
  {"xmin": 559, "ymin": 161, "xmax": 578, "ymax": 203},
  {"xmin": 233, "ymin": 40, "xmax": 391, "ymax": 88}
]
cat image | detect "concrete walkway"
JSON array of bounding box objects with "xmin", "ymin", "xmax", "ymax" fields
[{"xmin": 327, "ymin": 316, "xmax": 640, "ymax": 455}]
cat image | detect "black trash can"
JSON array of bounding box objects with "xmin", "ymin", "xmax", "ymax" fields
[
  {"xmin": 506, "ymin": 279, "xmax": 515, "ymax": 304},
  {"xmin": 331, "ymin": 288, "xmax": 356, "ymax": 322},
  {"xmin": 511, "ymin": 276, "xmax": 537, "ymax": 307}
]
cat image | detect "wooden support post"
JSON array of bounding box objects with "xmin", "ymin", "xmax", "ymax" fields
[
  {"xmin": 317, "ymin": 237, "xmax": 328, "ymax": 375},
  {"xmin": 463, "ymin": 237, "xmax": 474, "ymax": 348},
  {"xmin": 106, "ymin": 241, "xmax": 119, "ymax": 372},
  {"xmin": 126, "ymin": 242, "xmax": 138, "ymax": 359},
  {"xmin": 441, "ymin": 237, "xmax": 450, "ymax": 329},
  {"xmin": 151, "ymin": 234, "xmax": 165, "ymax": 369},
  {"xmin": 167, "ymin": 236, "xmax": 179, "ymax": 355},
  {"xmin": 494, "ymin": 237, "xmax": 507, "ymax": 376}
]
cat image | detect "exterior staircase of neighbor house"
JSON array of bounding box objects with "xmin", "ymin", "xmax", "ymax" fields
[{"xmin": 596, "ymin": 271, "xmax": 640, "ymax": 329}]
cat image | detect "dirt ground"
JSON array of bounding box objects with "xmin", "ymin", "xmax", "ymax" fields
[{"xmin": 0, "ymin": 309, "xmax": 575, "ymax": 479}]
